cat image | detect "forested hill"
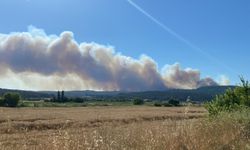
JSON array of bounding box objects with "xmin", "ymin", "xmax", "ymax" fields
[
  {"xmin": 0, "ymin": 88, "xmax": 53, "ymax": 99},
  {"xmin": 0, "ymin": 86, "xmax": 236, "ymax": 102},
  {"xmin": 117, "ymin": 86, "xmax": 236, "ymax": 102}
]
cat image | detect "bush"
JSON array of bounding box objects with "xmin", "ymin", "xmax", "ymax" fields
[
  {"xmin": 72, "ymin": 97, "xmax": 85, "ymax": 103},
  {"xmin": 163, "ymin": 102, "xmax": 173, "ymax": 107},
  {"xmin": 205, "ymin": 77, "xmax": 250, "ymax": 116},
  {"xmin": 154, "ymin": 102, "xmax": 162, "ymax": 107},
  {"xmin": 168, "ymin": 99, "xmax": 180, "ymax": 106},
  {"xmin": 0, "ymin": 98, "xmax": 4, "ymax": 106},
  {"xmin": 3, "ymin": 93, "xmax": 20, "ymax": 107},
  {"xmin": 133, "ymin": 98, "xmax": 144, "ymax": 105}
]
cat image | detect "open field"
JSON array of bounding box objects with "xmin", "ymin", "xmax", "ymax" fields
[{"xmin": 0, "ymin": 106, "xmax": 249, "ymax": 150}]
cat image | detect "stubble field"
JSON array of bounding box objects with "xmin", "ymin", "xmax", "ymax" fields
[{"xmin": 0, "ymin": 106, "xmax": 249, "ymax": 150}]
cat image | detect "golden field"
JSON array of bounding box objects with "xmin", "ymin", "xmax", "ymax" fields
[{"xmin": 0, "ymin": 106, "xmax": 249, "ymax": 150}]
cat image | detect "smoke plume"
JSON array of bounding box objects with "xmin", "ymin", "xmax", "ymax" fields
[{"xmin": 0, "ymin": 26, "xmax": 219, "ymax": 91}]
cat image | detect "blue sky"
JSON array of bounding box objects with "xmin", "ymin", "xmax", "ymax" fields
[{"xmin": 0, "ymin": 0, "xmax": 249, "ymax": 85}]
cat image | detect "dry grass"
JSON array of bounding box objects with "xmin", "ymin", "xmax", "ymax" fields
[{"xmin": 0, "ymin": 106, "xmax": 249, "ymax": 150}]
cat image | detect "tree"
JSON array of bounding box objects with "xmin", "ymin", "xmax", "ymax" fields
[
  {"xmin": 205, "ymin": 77, "xmax": 250, "ymax": 115},
  {"xmin": 236, "ymin": 76, "xmax": 250, "ymax": 106},
  {"xmin": 3, "ymin": 93, "xmax": 20, "ymax": 107},
  {"xmin": 0, "ymin": 97, "xmax": 4, "ymax": 106},
  {"xmin": 133, "ymin": 98, "xmax": 144, "ymax": 105},
  {"xmin": 62, "ymin": 90, "xmax": 65, "ymax": 102},
  {"xmin": 57, "ymin": 91, "xmax": 61, "ymax": 102},
  {"xmin": 168, "ymin": 99, "xmax": 180, "ymax": 106}
]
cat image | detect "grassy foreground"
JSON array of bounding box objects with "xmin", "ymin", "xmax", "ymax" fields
[{"xmin": 0, "ymin": 106, "xmax": 249, "ymax": 150}]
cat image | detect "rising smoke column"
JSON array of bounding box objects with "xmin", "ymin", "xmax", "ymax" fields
[
  {"xmin": 162, "ymin": 63, "xmax": 218, "ymax": 89},
  {"xmin": 0, "ymin": 26, "xmax": 218, "ymax": 91}
]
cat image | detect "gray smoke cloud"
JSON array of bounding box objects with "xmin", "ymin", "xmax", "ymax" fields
[
  {"xmin": 161, "ymin": 63, "xmax": 218, "ymax": 89},
  {"xmin": 0, "ymin": 26, "xmax": 219, "ymax": 91}
]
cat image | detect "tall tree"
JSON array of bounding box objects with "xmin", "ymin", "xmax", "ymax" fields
[
  {"xmin": 57, "ymin": 91, "xmax": 61, "ymax": 102},
  {"xmin": 62, "ymin": 90, "xmax": 64, "ymax": 102}
]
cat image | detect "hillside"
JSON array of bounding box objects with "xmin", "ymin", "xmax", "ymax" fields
[
  {"xmin": 0, "ymin": 86, "xmax": 236, "ymax": 102},
  {"xmin": 117, "ymin": 86, "xmax": 236, "ymax": 102},
  {"xmin": 0, "ymin": 88, "xmax": 53, "ymax": 99}
]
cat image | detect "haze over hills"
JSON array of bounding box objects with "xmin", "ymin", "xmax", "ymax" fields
[{"xmin": 0, "ymin": 85, "xmax": 236, "ymax": 102}]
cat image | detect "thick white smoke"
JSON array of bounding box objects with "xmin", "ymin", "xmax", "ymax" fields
[
  {"xmin": 161, "ymin": 63, "xmax": 218, "ymax": 89},
  {"xmin": 0, "ymin": 26, "xmax": 219, "ymax": 91}
]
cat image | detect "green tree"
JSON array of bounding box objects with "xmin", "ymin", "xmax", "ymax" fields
[
  {"xmin": 205, "ymin": 77, "xmax": 250, "ymax": 115},
  {"xmin": 3, "ymin": 93, "xmax": 20, "ymax": 107},
  {"xmin": 133, "ymin": 98, "xmax": 144, "ymax": 105},
  {"xmin": 168, "ymin": 99, "xmax": 180, "ymax": 106},
  {"xmin": 0, "ymin": 97, "xmax": 4, "ymax": 106},
  {"xmin": 235, "ymin": 76, "xmax": 250, "ymax": 106}
]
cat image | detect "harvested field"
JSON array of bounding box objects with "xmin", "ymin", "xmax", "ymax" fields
[
  {"xmin": 0, "ymin": 106, "xmax": 249, "ymax": 149},
  {"xmin": 0, "ymin": 107, "xmax": 205, "ymax": 132}
]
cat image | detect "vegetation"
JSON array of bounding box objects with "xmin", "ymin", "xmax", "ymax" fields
[
  {"xmin": 18, "ymin": 101, "xmax": 87, "ymax": 107},
  {"xmin": 168, "ymin": 99, "xmax": 180, "ymax": 106},
  {"xmin": 0, "ymin": 86, "xmax": 235, "ymax": 103},
  {"xmin": 162, "ymin": 102, "xmax": 174, "ymax": 107},
  {"xmin": 1, "ymin": 79, "xmax": 249, "ymax": 149},
  {"xmin": 118, "ymin": 86, "xmax": 235, "ymax": 102},
  {"xmin": 0, "ymin": 106, "xmax": 249, "ymax": 149},
  {"xmin": 153, "ymin": 99, "xmax": 181, "ymax": 107},
  {"xmin": 18, "ymin": 100, "xmax": 136, "ymax": 107},
  {"xmin": 0, "ymin": 88, "xmax": 52, "ymax": 99},
  {"xmin": 153, "ymin": 102, "xmax": 162, "ymax": 107},
  {"xmin": 205, "ymin": 77, "xmax": 250, "ymax": 115},
  {"xmin": 132, "ymin": 98, "xmax": 144, "ymax": 105},
  {"xmin": 1, "ymin": 92, "xmax": 20, "ymax": 107},
  {"xmin": 0, "ymin": 97, "xmax": 4, "ymax": 106},
  {"xmin": 0, "ymin": 80, "xmax": 249, "ymax": 149}
]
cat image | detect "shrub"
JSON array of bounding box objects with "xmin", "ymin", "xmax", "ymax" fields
[
  {"xmin": 168, "ymin": 99, "xmax": 180, "ymax": 106},
  {"xmin": 18, "ymin": 101, "xmax": 28, "ymax": 107},
  {"xmin": 133, "ymin": 98, "xmax": 144, "ymax": 105},
  {"xmin": 163, "ymin": 102, "xmax": 173, "ymax": 107},
  {"xmin": 205, "ymin": 77, "xmax": 250, "ymax": 116},
  {"xmin": 0, "ymin": 98, "xmax": 4, "ymax": 106},
  {"xmin": 3, "ymin": 93, "xmax": 20, "ymax": 107},
  {"xmin": 154, "ymin": 102, "xmax": 162, "ymax": 107},
  {"xmin": 72, "ymin": 97, "xmax": 85, "ymax": 103}
]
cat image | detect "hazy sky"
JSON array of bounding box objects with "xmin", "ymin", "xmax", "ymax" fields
[{"xmin": 0, "ymin": 0, "xmax": 249, "ymax": 90}]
